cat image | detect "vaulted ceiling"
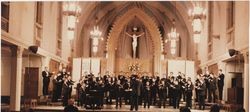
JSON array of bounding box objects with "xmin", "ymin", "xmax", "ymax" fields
[{"xmin": 74, "ymin": 1, "xmax": 206, "ymax": 59}]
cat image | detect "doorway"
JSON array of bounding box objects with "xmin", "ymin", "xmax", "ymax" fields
[{"xmin": 24, "ymin": 67, "xmax": 39, "ymax": 99}]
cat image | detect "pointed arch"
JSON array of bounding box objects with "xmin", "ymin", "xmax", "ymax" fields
[{"xmin": 106, "ymin": 7, "xmax": 163, "ymax": 75}]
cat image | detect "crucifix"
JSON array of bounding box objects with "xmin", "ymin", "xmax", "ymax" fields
[{"xmin": 126, "ymin": 27, "xmax": 144, "ymax": 58}]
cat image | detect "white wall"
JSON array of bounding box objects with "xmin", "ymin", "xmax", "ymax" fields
[
  {"xmin": 1, "ymin": 48, "xmax": 12, "ymax": 96},
  {"xmin": 5, "ymin": 2, "xmax": 71, "ymax": 62},
  {"xmin": 234, "ymin": 2, "xmax": 249, "ymax": 50},
  {"xmin": 199, "ymin": 2, "xmax": 249, "ymax": 66},
  {"xmin": 1, "ymin": 2, "xmax": 72, "ymax": 97}
]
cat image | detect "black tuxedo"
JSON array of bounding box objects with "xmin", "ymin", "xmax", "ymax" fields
[
  {"xmin": 197, "ymin": 82, "xmax": 206, "ymax": 110},
  {"xmin": 158, "ymin": 84, "xmax": 167, "ymax": 108},
  {"xmin": 42, "ymin": 71, "xmax": 51, "ymax": 95},
  {"xmin": 209, "ymin": 77, "xmax": 217, "ymax": 103},
  {"xmin": 172, "ymin": 83, "xmax": 181, "ymax": 109},
  {"xmin": 114, "ymin": 83, "xmax": 123, "ymax": 108},
  {"xmin": 52, "ymin": 74, "xmax": 64, "ymax": 102},
  {"xmin": 143, "ymin": 84, "xmax": 151, "ymax": 108},
  {"xmin": 218, "ymin": 73, "xmax": 225, "ymax": 100},
  {"xmin": 185, "ymin": 83, "xmax": 193, "ymax": 108},
  {"xmin": 130, "ymin": 79, "xmax": 142, "ymax": 111}
]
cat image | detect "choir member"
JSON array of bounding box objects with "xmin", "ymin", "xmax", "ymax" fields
[
  {"xmin": 114, "ymin": 80, "xmax": 123, "ymax": 109},
  {"xmin": 42, "ymin": 67, "xmax": 52, "ymax": 96},
  {"xmin": 151, "ymin": 78, "xmax": 158, "ymax": 105},
  {"xmin": 185, "ymin": 78, "xmax": 193, "ymax": 108},
  {"xmin": 52, "ymin": 72, "xmax": 64, "ymax": 102},
  {"xmin": 96, "ymin": 78, "xmax": 105, "ymax": 109},
  {"xmin": 180, "ymin": 73, "xmax": 187, "ymax": 102},
  {"xmin": 172, "ymin": 79, "xmax": 181, "ymax": 109},
  {"xmin": 217, "ymin": 69, "xmax": 225, "ymax": 100},
  {"xmin": 204, "ymin": 70, "xmax": 211, "ymax": 101},
  {"xmin": 197, "ymin": 78, "xmax": 206, "ymax": 110},
  {"xmin": 158, "ymin": 79, "xmax": 167, "ymax": 108},
  {"xmin": 143, "ymin": 81, "xmax": 151, "ymax": 108},
  {"xmin": 168, "ymin": 75, "xmax": 175, "ymax": 106},
  {"xmin": 76, "ymin": 79, "xmax": 85, "ymax": 106},
  {"xmin": 124, "ymin": 78, "xmax": 131, "ymax": 104},
  {"xmin": 209, "ymin": 73, "xmax": 217, "ymax": 103},
  {"xmin": 130, "ymin": 76, "xmax": 142, "ymax": 111}
]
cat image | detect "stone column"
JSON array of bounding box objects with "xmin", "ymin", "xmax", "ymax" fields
[
  {"xmin": 107, "ymin": 50, "xmax": 115, "ymax": 74},
  {"xmin": 243, "ymin": 52, "xmax": 249, "ymax": 111},
  {"xmin": 153, "ymin": 52, "xmax": 161, "ymax": 78},
  {"xmin": 10, "ymin": 46, "xmax": 23, "ymax": 111}
]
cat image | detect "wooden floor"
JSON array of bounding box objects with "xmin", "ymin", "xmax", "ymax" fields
[{"xmin": 30, "ymin": 105, "xmax": 227, "ymax": 112}]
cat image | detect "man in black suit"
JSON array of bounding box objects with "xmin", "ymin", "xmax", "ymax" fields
[
  {"xmin": 158, "ymin": 79, "xmax": 167, "ymax": 108},
  {"xmin": 114, "ymin": 80, "xmax": 123, "ymax": 109},
  {"xmin": 209, "ymin": 73, "xmax": 217, "ymax": 103},
  {"xmin": 217, "ymin": 69, "xmax": 225, "ymax": 100},
  {"xmin": 130, "ymin": 76, "xmax": 142, "ymax": 111},
  {"xmin": 172, "ymin": 80, "xmax": 181, "ymax": 109},
  {"xmin": 52, "ymin": 71, "xmax": 64, "ymax": 102},
  {"xmin": 143, "ymin": 81, "xmax": 151, "ymax": 109},
  {"xmin": 42, "ymin": 67, "xmax": 52, "ymax": 96},
  {"xmin": 185, "ymin": 79, "xmax": 193, "ymax": 108},
  {"xmin": 151, "ymin": 78, "xmax": 158, "ymax": 105},
  {"xmin": 204, "ymin": 70, "xmax": 211, "ymax": 101},
  {"xmin": 197, "ymin": 78, "xmax": 206, "ymax": 110}
]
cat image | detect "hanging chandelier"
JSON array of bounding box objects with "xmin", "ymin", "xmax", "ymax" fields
[
  {"xmin": 188, "ymin": 2, "xmax": 206, "ymax": 43},
  {"xmin": 165, "ymin": 1, "xmax": 180, "ymax": 56},
  {"xmin": 90, "ymin": 26, "xmax": 102, "ymax": 40},
  {"xmin": 165, "ymin": 19, "xmax": 179, "ymax": 55},
  {"xmin": 188, "ymin": 3, "xmax": 206, "ymax": 20},
  {"xmin": 90, "ymin": 2, "xmax": 103, "ymax": 54},
  {"xmin": 63, "ymin": 2, "xmax": 81, "ymax": 40},
  {"xmin": 63, "ymin": 2, "xmax": 81, "ymax": 16}
]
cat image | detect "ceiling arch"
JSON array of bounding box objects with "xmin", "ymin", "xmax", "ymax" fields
[
  {"xmin": 75, "ymin": 1, "xmax": 198, "ymax": 59},
  {"xmin": 105, "ymin": 7, "xmax": 163, "ymax": 73}
]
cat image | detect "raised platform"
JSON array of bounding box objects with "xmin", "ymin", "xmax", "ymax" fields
[{"xmin": 30, "ymin": 105, "xmax": 227, "ymax": 112}]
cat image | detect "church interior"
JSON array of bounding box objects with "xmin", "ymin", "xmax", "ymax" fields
[{"xmin": 1, "ymin": 1, "xmax": 249, "ymax": 112}]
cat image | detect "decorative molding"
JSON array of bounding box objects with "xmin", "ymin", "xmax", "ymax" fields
[
  {"xmin": 1, "ymin": 30, "xmax": 68, "ymax": 64},
  {"xmin": 199, "ymin": 46, "xmax": 249, "ymax": 68},
  {"xmin": 213, "ymin": 34, "xmax": 220, "ymax": 39}
]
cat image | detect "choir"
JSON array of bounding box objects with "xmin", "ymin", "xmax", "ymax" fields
[{"xmin": 42, "ymin": 67, "xmax": 225, "ymax": 110}]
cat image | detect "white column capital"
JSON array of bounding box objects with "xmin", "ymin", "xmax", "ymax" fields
[
  {"xmin": 17, "ymin": 47, "xmax": 24, "ymax": 58},
  {"xmin": 243, "ymin": 51, "xmax": 249, "ymax": 64}
]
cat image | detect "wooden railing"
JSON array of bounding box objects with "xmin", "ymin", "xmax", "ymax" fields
[{"xmin": 1, "ymin": 17, "xmax": 9, "ymax": 32}]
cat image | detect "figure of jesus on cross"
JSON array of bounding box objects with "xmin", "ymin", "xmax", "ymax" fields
[{"xmin": 126, "ymin": 27, "xmax": 144, "ymax": 58}]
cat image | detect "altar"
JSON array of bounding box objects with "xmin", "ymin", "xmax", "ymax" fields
[
  {"xmin": 72, "ymin": 57, "xmax": 194, "ymax": 80},
  {"xmin": 115, "ymin": 58, "xmax": 153, "ymax": 74}
]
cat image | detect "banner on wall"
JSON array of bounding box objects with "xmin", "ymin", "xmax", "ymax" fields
[
  {"xmin": 167, "ymin": 59, "xmax": 195, "ymax": 82},
  {"xmin": 185, "ymin": 61, "xmax": 195, "ymax": 82},
  {"xmin": 91, "ymin": 58, "xmax": 100, "ymax": 77},
  {"xmin": 168, "ymin": 60, "xmax": 186, "ymax": 76},
  {"xmin": 82, "ymin": 58, "xmax": 91, "ymax": 74},
  {"xmin": 72, "ymin": 58, "xmax": 101, "ymax": 77}
]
